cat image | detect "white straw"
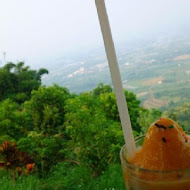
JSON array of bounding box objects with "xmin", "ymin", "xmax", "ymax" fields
[{"xmin": 95, "ymin": 0, "xmax": 136, "ymax": 158}]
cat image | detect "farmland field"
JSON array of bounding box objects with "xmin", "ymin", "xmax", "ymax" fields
[{"xmin": 42, "ymin": 35, "xmax": 190, "ymax": 110}]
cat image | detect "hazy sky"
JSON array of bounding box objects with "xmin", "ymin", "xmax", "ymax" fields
[{"xmin": 0, "ymin": 0, "xmax": 190, "ymax": 66}]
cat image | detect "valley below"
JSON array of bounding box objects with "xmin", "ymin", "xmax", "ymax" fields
[{"xmin": 42, "ymin": 35, "xmax": 190, "ymax": 110}]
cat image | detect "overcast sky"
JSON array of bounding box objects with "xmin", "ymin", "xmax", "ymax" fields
[{"xmin": 0, "ymin": 0, "xmax": 190, "ymax": 66}]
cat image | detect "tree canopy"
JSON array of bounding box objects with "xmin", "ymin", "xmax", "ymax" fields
[
  {"xmin": 0, "ymin": 62, "xmax": 48, "ymax": 103},
  {"xmin": 0, "ymin": 62, "xmax": 166, "ymax": 188}
]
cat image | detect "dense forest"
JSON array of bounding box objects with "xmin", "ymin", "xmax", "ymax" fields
[{"xmin": 0, "ymin": 62, "xmax": 189, "ymax": 190}]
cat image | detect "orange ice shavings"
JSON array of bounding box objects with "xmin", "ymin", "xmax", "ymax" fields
[{"xmin": 130, "ymin": 118, "xmax": 190, "ymax": 171}]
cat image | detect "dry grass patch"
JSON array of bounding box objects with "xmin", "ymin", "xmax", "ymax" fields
[
  {"xmin": 143, "ymin": 92, "xmax": 168, "ymax": 109},
  {"xmin": 142, "ymin": 77, "xmax": 163, "ymax": 86},
  {"xmin": 173, "ymin": 54, "xmax": 190, "ymax": 61}
]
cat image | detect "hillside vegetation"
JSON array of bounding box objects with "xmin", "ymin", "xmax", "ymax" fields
[
  {"xmin": 42, "ymin": 36, "xmax": 190, "ymax": 111},
  {"xmin": 0, "ymin": 62, "xmax": 189, "ymax": 189}
]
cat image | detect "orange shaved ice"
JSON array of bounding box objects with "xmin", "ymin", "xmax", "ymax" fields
[{"xmin": 130, "ymin": 118, "xmax": 190, "ymax": 170}]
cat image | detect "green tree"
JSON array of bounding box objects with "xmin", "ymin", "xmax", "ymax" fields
[
  {"xmin": 163, "ymin": 102, "xmax": 190, "ymax": 131},
  {"xmin": 92, "ymin": 83, "xmax": 112, "ymax": 96},
  {"xmin": 18, "ymin": 132, "xmax": 66, "ymax": 174},
  {"xmin": 0, "ymin": 66, "xmax": 16, "ymax": 100},
  {"xmin": 64, "ymin": 93, "xmax": 124, "ymax": 173},
  {"xmin": 24, "ymin": 85, "xmax": 70, "ymax": 134},
  {"xmin": 137, "ymin": 108, "xmax": 162, "ymax": 134},
  {"xmin": 0, "ymin": 62, "xmax": 48, "ymax": 103},
  {"xmin": 35, "ymin": 68, "xmax": 49, "ymax": 81},
  {"xmin": 99, "ymin": 90, "xmax": 141, "ymax": 132},
  {"xmin": 0, "ymin": 99, "xmax": 27, "ymax": 140},
  {"xmin": 14, "ymin": 62, "xmax": 48, "ymax": 100}
]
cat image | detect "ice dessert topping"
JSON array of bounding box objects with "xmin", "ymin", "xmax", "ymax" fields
[{"xmin": 129, "ymin": 118, "xmax": 190, "ymax": 171}]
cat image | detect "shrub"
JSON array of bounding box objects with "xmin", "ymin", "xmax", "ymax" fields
[{"xmin": 0, "ymin": 141, "xmax": 35, "ymax": 177}]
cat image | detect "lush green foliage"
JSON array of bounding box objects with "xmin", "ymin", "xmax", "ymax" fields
[
  {"xmin": 138, "ymin": 108, "xmax": 162, "ymax": 133},
  {"xmin": 0, "ymin": 164, "xmax": 124, "ymax": 190},
  {"xmin": 0, "ymin": 63, "xmax": 164, "ymax": 189},
  {"xmin": 0, "ymin": 99, "xmax": 30, "ymax": 140},
  {"xmin": 163, "ymin": 102, "xmax": 190, "ymax": 131},
  {"xmin": 18, "ymin": 132, "xmax": 66, "ymax": 175},
  {"xmin": 65, "ymin": 93, "xmax": 124, "ymax": 172},
  {"xmin": 99, "ymin": 90, "xmax": 141, "ymax": 132},
  {"xmin": 23, "ymin": 85, "xmax": 70, "ymax": 134},
  {"xmin": 92, "ymin": 82, "xmax": 113, "ymax": 96},
  {"xmin": 0, "ymin": 62, "xmax": 48, "ymax": 103}
]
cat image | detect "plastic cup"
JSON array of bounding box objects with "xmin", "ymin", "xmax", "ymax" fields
[{"xmin": 120, "ymin": 135, "xmax": 190, "ymax": 190}]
